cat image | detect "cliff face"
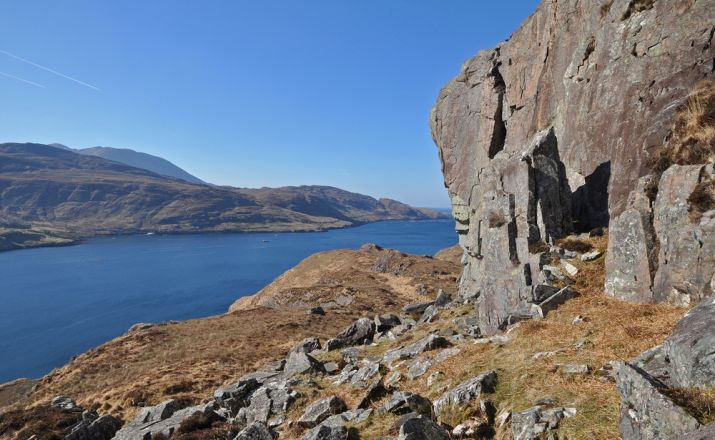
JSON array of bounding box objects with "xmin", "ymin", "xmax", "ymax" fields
[{"xmin": 431, "ymin": 0, "xmax": 714, "ymax": 333}]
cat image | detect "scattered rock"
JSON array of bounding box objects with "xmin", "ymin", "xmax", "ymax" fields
[
  {"xmin": 284, "ymin": 351, "xmax": 325, "ymax": 378},
  {"xmin": 291, "ymin": 337, "xmax": 322, "ymax": 354},
  {"xmin": 300, "ymin": 424, "xmax": 351, "ymax": 440},
  {"xmin": 65, "ymin": 411, "xmax": 121, "ymax": 440},
  {"xmin": 336, "ymin": 318, "xmax": 376, "ymax": 346},
  {"xmin": 398, "ymin": 415, "xmax": 450, "ymax": 440},
  {"xmin": 375, "ymin": 314, "xmax": 401, "ymax": 332},
  {"xmin": 406, "ymin": 358, "xmax": 431, "ymax": 380},
  {"xmin": 557, "ymin": 364, "xmax": 590, "ymax": 375},
  {"xmin": 214, "ymin": 379, "xmax": 261, "ymax": 413},
  {"xmin": 380, "ymin": 392, "xmax": 434, "ymax": 418},
  {"xmin": 235, "ymin": 422, "xmax": 276, "ymax": 440},
  {"xmin": 383, "ymin": 335, "xmax": 452, "ymax": 363},
  {"xmin": 417, "ymin": 305, "xmax": 439, "ymax": 324},
  {"xmin": 572, "ymin": 315, "xmax": 587, "ymax": 325},
  {"xmin": 433, "ymin": 370, "xmax": 497, "ymax": 415},
  {"xmin": 580, "ymin": 250, "xmax": 603, "ymax": 261},
  {"xmin": 50, "ymin": 396, "xmax": 77, "ymax": 410},
  {"xmin": 298, "ymin": 396, "xmax": 347, "ymax": 428},
  {"xmin": 309, "ymin": 306, "xmax": 326, "ymax": 316},
  {"xmin": 512, "ymin": 406, "xmax": 575, "ymax": 440},
  {"xmin": 560, "ymin": 260, "xmax": 579, "ymax": 277},
  {"xmin": 401, "ymin": 301, "xmax": 435, "ymax": 317},
  {"xmin": 434, "ymin": 289, "xmax": 452, "ymax": 307},
  {"xmin": 351, "ymin": 362, "xmax": 384, "ymax": 388}
]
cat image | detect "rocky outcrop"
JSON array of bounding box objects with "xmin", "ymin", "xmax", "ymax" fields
[
  {"xmin": 615, "ymin": 362, "xmax": 701, "ymax": 440},
  {"xmin": 607, "ymin": 165, "xmax": 715, "ymax": 305},
  {"xmin": 663, "ymin": 296, "xmax": 715, "ymax": 388},
  {"xmin": 431, "ymin": 0, "xmax": 715, "ymax": 331}
]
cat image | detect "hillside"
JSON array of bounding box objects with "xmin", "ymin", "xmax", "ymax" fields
[
  {"xmin": 77, "ymin": 146, "xmax": 206, "ymax": 185},
  {"xmin": 0, "ymin": 143, "xmax": 446, "ymax": 251}
]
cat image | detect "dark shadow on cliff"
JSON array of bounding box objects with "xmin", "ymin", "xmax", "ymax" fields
[{"xmin": 572, "ymin": 161, "xmax": 611, "ymax": 233}]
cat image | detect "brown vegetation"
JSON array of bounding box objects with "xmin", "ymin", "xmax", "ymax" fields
[
  {"xmin": 651, "ymin": 80, "xmax": 715, "ymax": 173},
  {"xmin": 555, "ymin": 237, "xmax": 593, "ymax": 254},
  {"xmin": 661, "ymin": 387, "xmax": 715, "ymax": 425},
  {"xmin": 0, "ymin": 405, "xmax": 83, "ymax": 440}
]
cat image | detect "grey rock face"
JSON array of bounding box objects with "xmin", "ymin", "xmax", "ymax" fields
[
  {"xmin": 298, "ymin": 396, "xmax": 347, "ymax": 428},
  {"xmin": 615, "ymin": 362, "xmax": 701, "ymax": 440},
  {"xmin": 432, "ymin": 0, "xmax": 715, "ymax": 327},
  {"xmin": 235, "ymin": 422, "xmax": 275, "ymax": 440},
  {"xmin": 350, "ymin": 362, "xmax": 384, "ymax": 388},
  {"xmin": 680, "ymin": 424, "xmax": 715, "ymax": 440},
  {"xmin": 336, "ymin": 318, "xmax": 376, "ymax": 346},
  {"xmin": 652, "ymin": 165, "xmax": 715, "ymax": 306},
  {"xmin": 664, "ymin": 297, "xmax": 715, "ymax": 388},
  {"xmin": 398, "ymin": 415, "xmax": 450, "ymax": 440},
  {"xmin": 608, "ymin": 164, "xmax": 715, "ymax": 305},
  {"xmin": 433, "ymin": 371, "xmax": 497, "ymax": 415}
]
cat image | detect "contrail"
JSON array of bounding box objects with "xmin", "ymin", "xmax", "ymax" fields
[
  {"xmin": 0, "ymin": 48, "xmax": 100, "ymax": 91},
  {"xmin": 0, "ymin": 70, "xmax": 46, "ymax": 88}
]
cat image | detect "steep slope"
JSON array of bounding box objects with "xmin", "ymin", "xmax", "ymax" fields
[
  {"xmin": 0, "ymin": 143, "xmax": 446, "ymax": 248},
  {"xmin": 2, "ymin": 246, "xmax": 460, "ymax": 424},
  {"xmin": 77, "ymin": 146, "xmax": 206, "ymax": 185}
]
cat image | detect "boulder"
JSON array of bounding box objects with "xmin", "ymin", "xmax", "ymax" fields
[
  {"xmin": 401, "ymin": 301, "xmax": 434, "ymax": 316},
  {"xmin": 113, "ymin": 402, "xmax": 218, "ymax": 440},
  {"xmin": 512, "ymin": 406, "xmax": 575, "ymax": 440},
  {"xmin": 433, "ymin": 371, "xmax": 497, "ymax": 415},
  {"xmin": 214, "ymin": 379, "xmax": 261, "ymax": 413},
  {"xmin": 417, "ymin": 305, "xmax": 439, "ymax": 324},
  {"xmin": 614, "ymin": 362, "xmax": 701, "ymax": 440},
  {"xmin": 284, "ymin": 351, "xmax": 325, "ymax": 378},
  {"xmin": 383, "ymin": 335, "xmax": 451, "ymax": 363},
  {"xmin": 300, "ymin": 425, "xmax": 350, "ymax": 440},
  {"xmin": 375, "ymin": 314, "xmax": 401, "ymax": 332},
  {"xmin": 379, "ymin": 392, "xmax": 434, "ymax": 418},
  {"xmin": 398, "ymin": 415, "xmax": 450, "ymax": 440},
  {"xmin": 65, "ymin": 412, "xmax": 121, "ymax": 440},
  {"xmin": 235, "ymin": 422, "xmax": 276, "ymax": 440},
  {"xmin": 350, "ymin": 362, "xmax": 384, "ymax": 388},
  {"xmin": 291, "ymin": 337, "xmax": 322, "ymax": 354},
  {"xmin": 336, "ymin": 318, "xmax": 376, "ymax": 346},
  {"xmin": 298, "ymin": 396, "xmax": 347, "ymax": 428},
  {"xmin": 664, "ymin": 297, "xmax": 715, "ymax": 388},
  {"xmin": 51, "ymin": 396, "xmax": 78, "ymax": 410}
]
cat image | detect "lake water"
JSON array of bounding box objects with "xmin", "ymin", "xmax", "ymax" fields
[{"xmin": 0, "ymin": 219, "xmax": 457, "ymax": 383}]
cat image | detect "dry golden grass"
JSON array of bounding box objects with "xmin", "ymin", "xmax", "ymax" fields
[
  {"xmin": 360, "ymin": 232, "xmax": 684, "ymax": 440},
  {"xmin": 652, "ymin": 80, "xmax": 715, "ymax": 173},
  {"xmin": 662, "ymin": 387, "xmax": 715, "ymax": 425}
]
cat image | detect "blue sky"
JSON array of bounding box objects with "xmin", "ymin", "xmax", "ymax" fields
[{"xmin": 0, "ymin": 1, "xmax": 539, "ymax": 207}]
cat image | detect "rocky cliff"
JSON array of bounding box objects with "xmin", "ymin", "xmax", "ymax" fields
[{"xmin": 431, "ymin": 0, "xmax": 714, "ymax": 334}]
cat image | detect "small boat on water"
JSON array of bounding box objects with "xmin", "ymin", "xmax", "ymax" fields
[{"xmin": 146, "ymin": 232, "xmax": 156, "ymax": 236}]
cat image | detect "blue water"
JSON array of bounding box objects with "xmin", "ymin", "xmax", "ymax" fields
[{"xmin": 0, "ymin": 220, "xmax": 456, "ymax": 383}]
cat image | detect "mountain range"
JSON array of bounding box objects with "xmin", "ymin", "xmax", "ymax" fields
[
  {"xmin": 0, "ymin": 142, "xmax": 447, "ymax": 251},
  {"xmin": 55, "ymin": 144, "xmax": 207, "ymax": 185}
]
